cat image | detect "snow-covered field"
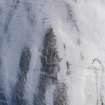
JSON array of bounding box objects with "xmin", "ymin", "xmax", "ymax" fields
[{"xmin": 0, "ymin": 0, "xmax": 105, "ymax": 105}]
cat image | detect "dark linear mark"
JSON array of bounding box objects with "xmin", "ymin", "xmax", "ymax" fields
[
  {"xmin": 64, "ymin": 2, "xmax": 79, "ymax": 32},
  {"xmin": 63, "ymin": 44, "xmax": 66, "ymax": 50},
  {"xmin": 66, "ymin": 61, "xmax": 71, "ymax": 75},
  {"xmin": 4, "ymin": 0, "xmax": 20, "ymax": 33},
  {"xmin": 23, "ymin": 2, "xmax": 36, "ymax": 26},
  {"xmin": 11, "ymin": 47, "xmax": 31, "ymax": 105}
]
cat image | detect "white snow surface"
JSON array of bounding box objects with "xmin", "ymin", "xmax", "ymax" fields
[{"xmin": 0, "ymin": 0, "xmax": 105, "ymax": 105}]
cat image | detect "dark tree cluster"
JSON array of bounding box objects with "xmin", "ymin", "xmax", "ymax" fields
[
  {"xmin": 0, "ymin": 88, "xmax": 8, "ymax": 105},
  {"xmin": 34, "ymin": 28, "xmax": 67, "ymax": 105},
  {"xmin": 54, "ymin": 83, "xmax": 68, "ymax": 105},
  {"xmin": 40, "ymin": 28, "xmax": 61, "ymax": 79},
  {"xmin": 34, "ymin": 28, "xmax": 60, "ymax": 105}
]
